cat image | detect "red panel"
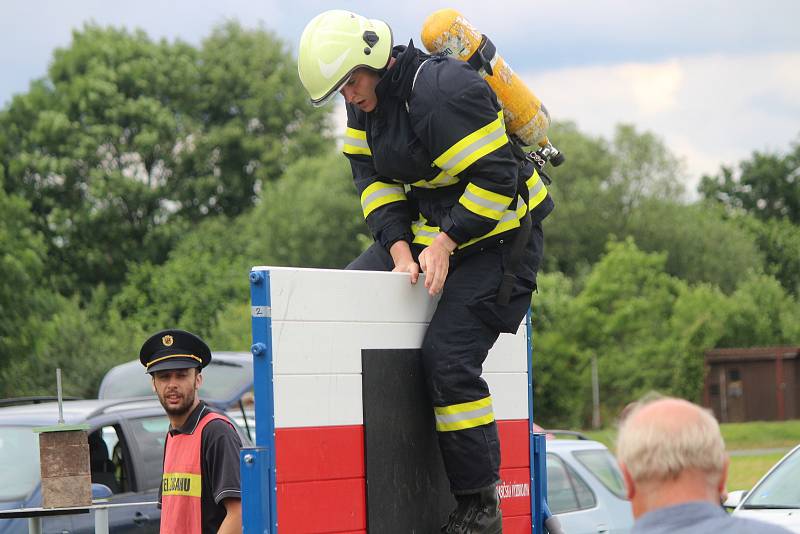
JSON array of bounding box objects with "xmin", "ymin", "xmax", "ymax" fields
[
  {"xmin": 503, "ymin": 515, "xmax": 534, "ymax": 533},
  {"xmin": 276, "ymin": 425, "xmax": 364, "ymax": 482},
  {"xmin": 277, "ymin": 478, "xmax": 366, "ymax": 533},
  {"xmin": 498, "ymin": 419, "xmax": 531, "ymax": 469},
  {"xmin": 274, "ymin": 422, "xmax": 533, "ymax": 531},
  {"xmin": 499, "ymin": 467, "xmax": 533, "ymax": 518}
]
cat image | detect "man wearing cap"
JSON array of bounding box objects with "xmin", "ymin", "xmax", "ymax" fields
[{"xmin": 140, "ymin": 329, "xmax": 243, "ymax": 534}]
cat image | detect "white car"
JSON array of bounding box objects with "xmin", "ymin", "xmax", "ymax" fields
[{"xmin": 729, "ymin": 444, "xmax": 800, "ymax": 531}]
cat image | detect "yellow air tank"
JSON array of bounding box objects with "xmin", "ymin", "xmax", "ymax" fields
[{"xmin": 421, "ymin": 8, "xmax": 551, "ymax": 149}]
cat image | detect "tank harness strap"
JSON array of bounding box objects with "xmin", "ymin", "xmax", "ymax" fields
[
  {"xmin": 467, "ymin": 35, "xmax": 496, "ymax": 77},
  {"xmin": 405, "ymin": 58, "xmax": 433, "ymax": 113},
  {"xmin": 496, "ymin": 171, "xmax": 532, "ymax": 306}
]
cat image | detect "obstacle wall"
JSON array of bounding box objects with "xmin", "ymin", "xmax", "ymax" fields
[{"xmin": 246, "ymin": 267, "xmax": 543, "ymax": 533}]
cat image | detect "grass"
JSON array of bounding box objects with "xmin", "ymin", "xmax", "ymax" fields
[
  {"xmin": 577, "ymin": 420, "xmax": 800, "ymax": 490},
  {"xmin": 720, "ymin": 420, "xmax": 800, "ymax": 450},
  {"xmin": 580, "ymin": 419, "xmax": 800, "ymax": 451},
  {"xmin": 727, "ymin": 452, "xmax": 786, "ymax": 491}
]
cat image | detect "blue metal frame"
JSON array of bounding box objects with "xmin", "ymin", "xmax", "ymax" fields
[
  {"xmin": 241, "ymin": 447, "xmax": 270, "ymax": 534},
  {"xmin": 527, "ymin": 311, "xmax": 547, "ymax": 534},
  {"xmin": 247, "ymin": 270, "xmax": 277, "ymax": 533}
]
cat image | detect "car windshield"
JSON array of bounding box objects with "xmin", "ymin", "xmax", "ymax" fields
[
  {"xmin": 0, "ymin": 427, "xmax": 41, "ymax": 501},
  {"xmin": 102, "ymin": 358, "xmax": 252, "ymax": 402},
  {"xmin": 573, "ymin": 449, "xmax": 627, "ymax": 499},
  {"xmin": 743, "ymin": 447, "xmax": 800, "ymax": 509}
]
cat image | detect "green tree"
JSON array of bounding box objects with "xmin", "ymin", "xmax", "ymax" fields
[
  {"xmin": 737, "ymin": 214, "xmax": 800, "ymax": 295},
  {"xmin": 0, "ymin": 176, "xmax": 49, "ymax": 370},
  {"xmin": 718, "ymin": 272, "xmax": 800, "ymax": 348},
  {"xmin": 111, "ymin": 151, "xmax": 366, "ymax": 336},
  {"xmin": 0, "ymin": 22, "xmax": 332, "ymax": 296},
  {"xmin": 531, "ymin": 272, "xmax": 586, "ymax": 428},
  {"xmin": 699, "ymin": 140, "xmax": 800, "ymax": 223},
  {"xmin": 572, "ymin": 239, "xmax": 681, "ymax": 412},
  {"xmin": 544, "ymin": 123, "xmax": 685, "ymax": 276},
  {"xmin": 667, "ymin": 283, "xmax": 731, "ymax": 401},
  {"xmin": 0, "ymin": 294, "xmax": 146, "ymax": 397},
  {"xmin": 625, "ymin": 200, "xmax": 764, "ymax": 292}
]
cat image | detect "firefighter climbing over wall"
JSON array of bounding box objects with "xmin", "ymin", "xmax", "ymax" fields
[{"xmin": 297, "ymin": 9, "xmax": 557, "ymax": 533}]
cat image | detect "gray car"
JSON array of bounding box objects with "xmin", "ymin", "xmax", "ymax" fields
[
  {"xmin": 0, "ymin": 398, "xmax": 170, "ymax": 534},
  {"xmin": 1, "ymin": 358, "xmax": 253, "ymax": 534},
  {"xmin": 545, "ymin": 437, "xmax": 633, "ymax": 534}
]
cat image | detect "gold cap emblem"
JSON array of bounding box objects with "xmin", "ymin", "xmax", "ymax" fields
[{"xmin": 162, "ymin": 335, "xmax": 174, "ymax": 347}]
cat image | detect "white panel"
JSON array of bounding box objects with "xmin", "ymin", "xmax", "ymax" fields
[
  {"xmin": 484, "ymin": 324, "xmax": 528, "ymax": 373},
  {"xmin": 261, "ymin": 267, "xmax": 439, "ymax": 323},
  {"xmin": 253, "ymin": 267, "xmax": 532, "ymax": 428},
  {"xmin": 271, "ymin": 321, "xmax": 428, "ymax": 374},
  {"xmin": 274, "ymin": 373, "xmax": 528, "ymax": 427},
  {"xmin": 486, "ymin": 373, "xmax": 529, "ymax": 420},
  {"xmin": 274, "ymin": 374, "xmax": 364, "ymax": 428},
  {"xmin": 272, "ymin": 321, "xmax": 527, "ymax": 375}
]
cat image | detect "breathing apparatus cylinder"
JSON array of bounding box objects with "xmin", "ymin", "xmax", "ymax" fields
[{"xmin": 421, "ymin": 8, "xmax": 552, "ymax": 149}]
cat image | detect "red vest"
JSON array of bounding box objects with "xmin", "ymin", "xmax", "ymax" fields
[{"xmin": 160, "ymin": 411, "xmax": 230, "ymax": 534}]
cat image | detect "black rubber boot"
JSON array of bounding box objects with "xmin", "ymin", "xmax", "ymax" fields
[{"xmin": 441, "ymin": 485, "xmax": 503, "ymax": 534}]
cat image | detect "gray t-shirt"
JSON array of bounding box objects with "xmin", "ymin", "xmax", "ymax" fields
[{"xmin": 632, "ymin": 501, "xmax": 793, "ymax": 533}]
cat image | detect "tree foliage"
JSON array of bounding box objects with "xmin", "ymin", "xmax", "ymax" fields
[
  {"xmin": 0, "ymin": 180, "xmax": 49, "ymax": 367},
  {"xmin": 699, "ymin": 140, "xmax": 800, "ymax": 223},
  {"xmin": 625, "ymin": 200, "xmax": 763, "ymax": 292},
  {"xmin": 110, "ymin": 151, "xmax": 366, "ymax": 335},
  {"xmin": 533, "ymin": 239, "xmax": 800, "ymax": 427},
  {"xmin": 544, "ymin": 123, "xmax": 685, "ymax": 276},
  {"xmin": 0, "ymin": 22, "xmax": 332, "ymax": 295}
]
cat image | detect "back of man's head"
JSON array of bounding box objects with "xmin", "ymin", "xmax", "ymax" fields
[{"xmin": 617, "ymin": 397, "xmax": 727, "ymax": 498}]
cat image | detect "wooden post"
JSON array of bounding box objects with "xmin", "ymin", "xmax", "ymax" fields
[{"xmin": 34, "ymin": 424, "xmax": 92, "ymax": 508}]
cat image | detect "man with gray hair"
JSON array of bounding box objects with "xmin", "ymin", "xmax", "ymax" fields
[{"xmin": 616, "ymin": 396, "xmax": 791, "ymax": 533}]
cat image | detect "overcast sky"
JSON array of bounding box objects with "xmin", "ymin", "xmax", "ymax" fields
[{"xmin": 2, "ymin": 0, "xmax": 799, "ymax": 193}]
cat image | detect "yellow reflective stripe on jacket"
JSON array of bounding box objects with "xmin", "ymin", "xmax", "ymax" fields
[
  {"xmin": 360, "ymin": 182, "xmax": 406, "ymax": 218},
  {"xmin": 411, "ymin": 197, "xmax": 527, "ymax": 249},
  {"xmin": 410, "ymin": 170, "xmax": 460, "ymax": 189},
  {"xmin": 460, "ymin": 198, "xmax": 528, "ymax": 248},
  {"xmin": 343, "ymin": 127, "xmax": 372, "ymax": 156},
  {"xmin": 459, "ymin": 183, "xmax": 514, "ymax": 221},
  {"xmin": 162, "ymin": 472, "xmax": 202, "ymax": 497},
  {"xmin": 434, "ymin": 396, "xmax": 495, "ymax": 432},
  {"xmin": 411, "ymin": 217, "xmax": 438, "ymax": 246},
  {"xmin": 526, "ymin": 169, "xmax": 548, "ymax": 210},
  {"xmin": 433, "ymin": 111, "xmax": 508, "ymax": 176}
]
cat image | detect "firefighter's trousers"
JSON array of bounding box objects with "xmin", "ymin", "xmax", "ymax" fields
[{"xmin": 347, "ymin": 223, "xmax": 543, "ymax": 493}]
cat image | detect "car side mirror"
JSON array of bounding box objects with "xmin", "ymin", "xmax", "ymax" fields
[
  {"xmin": 91, "ymin": 483, "xmax": 113, "ymax": 500},
  {"xmin": 723, "ymin": 489, "xmax": 747, "ymax": 510}
]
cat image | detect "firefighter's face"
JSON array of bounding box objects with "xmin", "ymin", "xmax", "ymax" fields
[
  {"xmin": 152, "ymin": 367, "xmax": 202, "ymax": 417},
  {"xmin": 340, "ymin": 68, "xmax": 380, "ymax": 112}
]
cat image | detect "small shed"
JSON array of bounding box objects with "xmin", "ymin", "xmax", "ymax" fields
[{"xmin": 704, "ymin": 346, "xmax": 800, "ymax": 423}]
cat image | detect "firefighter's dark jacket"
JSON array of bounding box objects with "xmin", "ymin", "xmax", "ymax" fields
[{"xmin": 343, "ymin": 41, "xmax": 554, "ymax": 253}]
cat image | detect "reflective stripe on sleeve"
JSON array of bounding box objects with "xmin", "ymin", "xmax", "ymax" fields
[
  {"xmin": 433, "ymin": 111, "xmax": 508, "ymax": 176},
  {"xmin": 360, "ymin": 182, "xmax": 406, "ymax": 218},
  {"xmin": 526, "ymin": 169, "xmax": 548, "ymax": 210},
  {"xmin": 434, "ymin": 396, "xmax": 495, "ymax": 432},
  {"xmin": 411, "ymin": 217, "xmax": 439, "ymax": 246},
  {"xmin": 459, "ymin": 183, "xmax": 514, "ymax": 221},
  {"xmin": 411, "ymin": 170, "xmax": 460, "ymax": 189},
  {"xmin": 343, "ymin": 127, "xmax": 372, "ymax": 156}
]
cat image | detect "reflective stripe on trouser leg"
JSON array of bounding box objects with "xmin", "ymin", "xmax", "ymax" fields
[{"xmin": 420, "ymin": 247, "xmax": 506, "ymax": 493}]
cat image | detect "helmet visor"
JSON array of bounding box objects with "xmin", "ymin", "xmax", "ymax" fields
[{"xmin": 310, "ymin": 71, "xmax": 353, "ymax": 107}]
